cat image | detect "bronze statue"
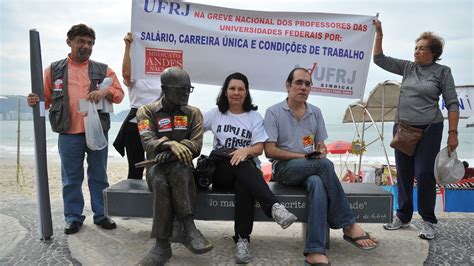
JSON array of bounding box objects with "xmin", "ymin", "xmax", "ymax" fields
[{"xmin": 136, "ymin": 67, "xmax": 212, "ymax": 265}]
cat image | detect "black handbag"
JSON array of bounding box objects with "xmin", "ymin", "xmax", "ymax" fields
[
  {"xmin": 193, "ymin": 148, "xmax": 236, "ymax": 188},
  {"xmin": 193, "ymin": 155, "xmax": 216, "ymax": 188}
]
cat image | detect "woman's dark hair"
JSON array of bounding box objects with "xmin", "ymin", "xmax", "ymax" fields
[
  {"xmin": 416, "ymin": 31, "xmax": 444, "ymax": 62},
  {"xmin": 286, "ymin": 67, "xmax": 312, "ymax": 84},
  {"xmin": 216, "ymin": 72, "xmax": 257, "ymax": 113},
  {"xmin": 67, "ymin": 23, "xmax": 96, "ymax": 41}
]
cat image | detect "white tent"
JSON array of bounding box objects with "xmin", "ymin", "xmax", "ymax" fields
[
  {"xmin": 342, "ymin": 80, "xmax": 401, "ymax": 184},
  {"xmin": 343, "ymin": 80, "xmax": 400, "ymax": 123}
]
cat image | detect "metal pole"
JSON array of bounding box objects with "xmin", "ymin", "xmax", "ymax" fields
[
  {"xmin": 380, "ymin": 82, "xmax": 394, "ymax": 184},
  {"xmin": 16, "ymin": 98, "xmax": 21, "ymax": 184},
  {"xmin": 30, "ymin": 29, "xmax": 53, "ymax": 240},
  {"xmin": 381, "ymin": 82, "xmax": 385, "ymax": 139},
  {"xmin": 357, "ymin": 117, "xmax": 366, "ymax": 181}
]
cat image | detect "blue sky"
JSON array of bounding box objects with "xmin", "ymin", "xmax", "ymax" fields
[{"xmin": 0, "ymin": 0, "xmax": 472, "ymax": 122}]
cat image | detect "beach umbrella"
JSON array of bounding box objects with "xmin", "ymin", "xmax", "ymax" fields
[
  {"xmin": 326, "ymin": 140, "xmax": 354, "ymax": 178},
  {"xmin": 326, "ymin": 140, "xmax": 353, "ymax": 154}
]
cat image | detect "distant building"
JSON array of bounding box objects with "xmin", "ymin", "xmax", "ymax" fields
[
  {"xmin": 6, "ymin": 111, "xmax": 16, "ymax": 120},
  {"xmin": 1, "ymin": 111, "xmax": 33, "ymax": 121},
  {"xmin": 20, "ymin": 113, "xmax": 33, "ymax": 120}
]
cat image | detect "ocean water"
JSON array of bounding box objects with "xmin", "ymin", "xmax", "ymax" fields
[
  {"xmin": 0, "ymin": 121, "xmax": 216, "ymax": 161},
  {"xmin": 1, "ymin": 120, "xmax": 473, "ymax": 166}
]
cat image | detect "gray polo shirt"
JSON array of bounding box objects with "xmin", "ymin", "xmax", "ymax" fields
[{"xmin": 264, "ymin": 99, "xmax": 328, "ymax": 154}]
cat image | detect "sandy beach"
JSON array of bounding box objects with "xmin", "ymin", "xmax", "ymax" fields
[{"xmin": 0, "ymin": 155, "xmax": 129, "ymax": 200}]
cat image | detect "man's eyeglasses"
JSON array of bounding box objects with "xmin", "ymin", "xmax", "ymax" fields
[
  {"xmin": 292, "ymin": 80, "xmax": 312, "ymax": 87},
  {"xmin": 164, "ymin": 85, "xmax": 194, "ymax": 93}
]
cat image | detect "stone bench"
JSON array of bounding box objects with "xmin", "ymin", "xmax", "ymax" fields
[
  {"xmin": 104, "ymin": 180, "xmax": 392, "ymax": 248},
  {"xmin": 104, "ymin": 179, "xmax": 393, "ymax": 223}
]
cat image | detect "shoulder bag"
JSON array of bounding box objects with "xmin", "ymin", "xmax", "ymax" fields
[
  {"xmin": 390, "ymin": 94, "xmax": 437, "ymax": 156},
  {"xmin": 390, "ymin": 121, "xmax": 423, "ymax": 156}
]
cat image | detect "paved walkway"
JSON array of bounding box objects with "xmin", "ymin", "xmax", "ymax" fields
[{"xmin": 0, "ymin": 195, "xmax": 472, "ymax": 265}]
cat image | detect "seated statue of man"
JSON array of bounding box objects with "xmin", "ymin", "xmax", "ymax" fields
[{"xmin": 136, "ymin": 67, "xmax": 213, "ymax": 265}]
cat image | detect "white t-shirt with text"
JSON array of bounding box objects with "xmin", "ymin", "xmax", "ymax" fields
[{"xmin": 203, "ymin": 107, "xmax": 268, "ymax": 151}]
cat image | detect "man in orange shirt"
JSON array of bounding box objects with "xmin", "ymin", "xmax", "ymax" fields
[{"xmin": 28, "ymin": 24, "xmax": 124, "ymax": 235}]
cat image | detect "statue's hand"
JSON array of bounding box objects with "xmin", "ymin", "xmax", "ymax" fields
[
  {"xmin": 165, "ymin": 141, "xmax": 193, "ymax": 166},
  {"xmin": 155, "ymin": 151, "xmax": 172, "ymax": 164}
]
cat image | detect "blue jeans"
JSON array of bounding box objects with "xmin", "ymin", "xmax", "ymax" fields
[
  {"xmin": 58, "ymin": 133, "xmax": 109, "ymax": 224},
  {"xmin": 394, "ymin": 122, "xmax": 443, "ymax": 224},
  {"xmin": 274, "ymin": 158, "xmax": 356, "ymax": 255}
]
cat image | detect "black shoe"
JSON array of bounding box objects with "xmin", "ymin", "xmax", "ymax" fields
[
  {"xmin": 64, "ymin": 221, "xmax": 82, "ymax": 235},
  {"xmin": 138, "ymin": 242, "xmax": 172, "ymax": 266},
  {"xmin": 94, "ymin": 217, "xmax": 117, "ymax": 230},
  {"xmin": 183, "ymin": 229, "xmax": 213, "ymax": 254}
]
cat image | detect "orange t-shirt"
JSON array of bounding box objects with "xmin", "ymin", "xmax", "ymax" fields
[{"xmin": 44, "ymin": 56, "xmax": 124, "ymax": 134}]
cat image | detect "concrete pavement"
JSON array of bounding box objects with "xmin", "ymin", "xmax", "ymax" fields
[{"xmin": 0, "ymin": 195, "xmax": 472, "ymax": 265}]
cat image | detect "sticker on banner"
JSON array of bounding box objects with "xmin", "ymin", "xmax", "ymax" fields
[
  {"xmin": 174, "ymin": 115, "xmax": 188, "ymax": 130},
  {"xmin": 158, "ymin": 117, "xmax": 172, "ymax": 132},
  {"xmin": 138, "ymin": 120, "xmax": 151, "ymax": 135},
  {"xmin": 145, "ymin": 48, "xmax": 183, "ymax": 75}
]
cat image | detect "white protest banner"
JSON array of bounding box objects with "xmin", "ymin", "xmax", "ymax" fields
[
  {"xmin": 131, "ymin": 0, "xmax": 376, "ymax": 99},
  {"xmin": 441, "ymin": 86, "xmax": 474, "ymax": 118}
]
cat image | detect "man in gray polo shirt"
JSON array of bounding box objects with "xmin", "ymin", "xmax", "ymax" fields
[{"xmin": 264, "ymin": 67, "xmax": 379, "ymax": 265}]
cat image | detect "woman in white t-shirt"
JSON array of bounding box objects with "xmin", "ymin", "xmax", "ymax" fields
[{"xmin": 203, "ymin": 72, "xmax": 297, "ymax": 264}]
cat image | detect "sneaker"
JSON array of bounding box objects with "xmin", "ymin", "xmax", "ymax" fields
[
  {"xmin": 419, "ymin": 221, "xmax": 435, "ymax": 240},
  {"xmin": 271, "ymin": 203, "xmax": 297, "ymax": 229},
  {"xmin": 235, "ymin": 237, "xmax": 251, "ymax": 264},
  {"xmin": 383, "ymin": 216, "xmax": 410, "ymax": 230}
]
